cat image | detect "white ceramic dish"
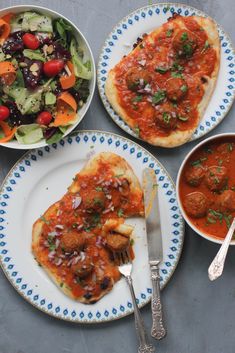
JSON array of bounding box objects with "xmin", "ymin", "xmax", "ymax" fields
[
  {"xmin": 0, "ymin": 130, "xmax": 184, "ymax": 323},
  {"xmin": 0, "ymin": 5, "xmax": 96, "ymax": 150},
  {"xmin": 176, "ymin": 133, "xmax": 235, "ymax": 245},
  {"xmin": 97, "ymin": 3, "xmax": 235, "ymax": 145}
]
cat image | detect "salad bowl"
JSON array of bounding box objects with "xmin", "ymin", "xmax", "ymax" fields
[{"xmin": 0, "ymin": 5, "xmax": 95, "ymax": 149}]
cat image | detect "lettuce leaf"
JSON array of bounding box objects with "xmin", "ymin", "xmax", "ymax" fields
[
  {"xmin": 70, "ymin": 38, "xmax": 92, "ymax": 80},
  {"xmin": 15, "ymin": 124, "xmax": 44, "ymax": 144}
]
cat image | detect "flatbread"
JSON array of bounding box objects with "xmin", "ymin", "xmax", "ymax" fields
[
  {"xmin": 105, "ymin": 15, "xmax": 220, "ymax": 147},
  {"xmin": 32, "ymin": 152, "xmax": 143, "ymax": 303}
]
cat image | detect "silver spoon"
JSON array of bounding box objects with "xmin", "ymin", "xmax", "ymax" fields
[{"xmin": 208, "ymin": 217, "xmax": 235, "ymax": 281}]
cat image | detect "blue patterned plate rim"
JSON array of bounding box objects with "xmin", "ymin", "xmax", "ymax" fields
[{"xmin": 0, "ymin": 130, "xmax": 184, "ymax": 323}]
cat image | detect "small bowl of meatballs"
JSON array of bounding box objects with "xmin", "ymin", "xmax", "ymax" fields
[{"xmin": 176, "ymin": 133, "xmax": 235, "ymax": 245}]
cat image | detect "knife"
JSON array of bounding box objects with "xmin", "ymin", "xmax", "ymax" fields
[{"xmin": 143, "ymin": 168, "xmax": 167, "ymax": 340}]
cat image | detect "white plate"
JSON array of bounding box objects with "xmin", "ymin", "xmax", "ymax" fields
[
  {"xmin": 0, "ymin": 131, "xmax": 184, "ymax": 323},
  {"xmin": 0, "ymin": 5, "xmax": 96, "ymax": 149},
  {"xmin": 97, "ymin": 3, "xmax": 235, "ymax": 144}
]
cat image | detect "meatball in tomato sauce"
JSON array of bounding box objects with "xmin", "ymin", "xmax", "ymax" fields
[
  {"xmin": 71, "ymin": 255, "xmax": 94, "ymax": 278},
  {"xmin": 184, "ymin": 165, "xmax": 206, "ymax": 187},
  {"xmin": 60, "ymin": 231, "xmax": 86, "ymax": 253},
  {"xmin": 217, "ymin": 190, "xmax": 235, "ymax": 212},
  {"xmin": 184, "ymin": 191, "xmax": 208, "ymax": 218},
  {"xmin": 165, "ymin": 77, "xmax": 188, "ymax": 102},
  {"xmin": 155, "ymin": 110, "xmax": 177, "ymax": 131},
  {"xmin": 205, "ymin": 166, "xmax": 228, "ymax": 191},
  {"xmin": 126, "ymin": 67, "xmax": 152, "ymax": 91},
  {"xmin": 172, "ymin": 30, "xmax": 198, "ymax": 58},
  {"xmin": 106, "ymin": 233, "xmax": 130, "ymax": 252}
]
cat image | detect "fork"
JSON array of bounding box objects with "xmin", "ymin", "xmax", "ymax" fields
[{"xmin": 114, "ymin": 250, "xmax": 155, "ymax": 353}]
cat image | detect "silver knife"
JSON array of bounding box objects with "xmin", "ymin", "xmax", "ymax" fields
[{"xmin": 143, "ymin": 168, "xmax": 167, "ymax": 340}]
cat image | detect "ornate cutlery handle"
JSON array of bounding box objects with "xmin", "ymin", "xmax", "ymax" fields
[
  {"xmin": 150, "ymin": 263, "xmax": 166, "ymax": 340},
  {"xmin": 125, "ymin": 276, "xmax": 155, "ymax": 353},
  {"xmin": 208, "ymin": 218, "xmax": 235, "ymax": 281}
]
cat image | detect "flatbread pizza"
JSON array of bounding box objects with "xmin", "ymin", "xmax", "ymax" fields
[
  {"xmin": 105, "ymin": 14, "xmax": 220, "ymax": 147},
  {"xmin": 32, "ymin": 152, "xmax": 144, "ymax": 304}
]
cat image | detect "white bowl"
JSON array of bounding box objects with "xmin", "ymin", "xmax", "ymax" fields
[
  {"xmin": 176, "ymin": 133, "xmax": 235, "ymax": 245},
  {"xmin": 0, "ymin": 5, "xmax": 96, "ymax": 149}
]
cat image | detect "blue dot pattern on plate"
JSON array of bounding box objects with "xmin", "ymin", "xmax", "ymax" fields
[
  {"xmin": 0, "ymin": 131, "xmax": 184, "ymax": 323},
  {"xmin": 97, "ymin": 4, "xmax": 235, "ymax": 143}
]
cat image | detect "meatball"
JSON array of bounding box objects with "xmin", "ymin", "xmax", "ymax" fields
[
  {"xmin": 126, "ymin": 67, "xmax": 152, "ymax": 91},
  {"xmin": 205, "ymin": 166, "xmax": 228, "ymax": 191},
  {"xmin": 184, "ymin": 191, "xmax": 208, "ymax": 218},
  {"xmin": 106, "ymin": 233, "xmax": 130, "ymax": 252},
  {"xmin": 60, "ymin": 231, "xmax": 86, "ymax": 253},
  {"xmin": 71, "ymin": 255, "xmax": 94, "ymax": 278},
  {"xmin": 155, "ymin": 110, "xmax": 177, "ymax": 131},
  {"xmin": 184, "ymin": 165, "xmax": 206, "ymax": 187},
  {"xmin": 217, "ymin": 190, "xmax": 235, "ymax": 212},
  {"xmin": 83, "ymin": 190, "xmax": 106, "ymax": 212},
  {"xmin": 165, "ymin": 77, "xmax": 188, "ymax": 101},
  {"xmin": 172, "ymin": 30, "xmax": 197, "ymax": 58}
]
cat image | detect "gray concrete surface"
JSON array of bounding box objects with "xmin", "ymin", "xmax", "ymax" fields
[{"xmin": 0, "ymin": 1, "xmax": 234, "ymax": 352}]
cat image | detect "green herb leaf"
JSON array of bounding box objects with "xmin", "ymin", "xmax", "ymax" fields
[
  {"xmin": 178, "ymin": 115, "xmax": 188, "ymax": 121},
  {"xmin": 130, "ymin": 239, "xmax": 135, "ymax": 246},
  {"xmin": 181, "ymin": 85, "xmax": 188, "ymax": 93},
  {"xmin": 152, "ymin": 90, "xmax": 165, "ymax": 104},
  {"xmin": 166, "ymin": 29, "xmax": 173, "ymax": 37},
  {"xmin": 132, "ymin": 95, "xmax": 142, "ymax": 102},
  {"xmin": 134, "ymin": 126, "xmax": 140, "ymax": 136},
  {"xmin": 117, "ymin": 209, "xmax": 124, "ymax": 217},
  {"xmin": 95, "ymin": 186, "xmax": 103, "ymax": 192},
  {"xmin": 181, "ymin": 32, "xmax": 188, "ymax": 41},
  {"xmin": 171, "ymin": 71, "xmax": 183, "ymax": 78},
  {"xmin": 155, "ymin": 66, "xmax": 168, "ymax": 74},
  {"xmin": 163, "ymin": 112, "xmax": 171, "ymax": 124}
]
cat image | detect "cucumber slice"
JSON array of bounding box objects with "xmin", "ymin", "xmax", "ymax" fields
[{"xmin": 15, "ymin": 124, "xmax": 44, "ymax": 144}]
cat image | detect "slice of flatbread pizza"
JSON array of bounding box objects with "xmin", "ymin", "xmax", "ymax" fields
[
  {"xmin": 32, "ymin": 152, "xmax": 144, "ymax": 304},
  {"xmin": 105, "ymin": 14, "xmax": 220, "ymax": 147}
]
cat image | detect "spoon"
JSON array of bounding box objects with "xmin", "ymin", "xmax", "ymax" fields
[{"xmin": 208, "ymin": 217, "xmax": 235, "ymax": 281}]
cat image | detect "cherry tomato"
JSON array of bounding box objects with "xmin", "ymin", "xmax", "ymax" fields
[
  {"xmin": 0, "ymin": 105, "xmax": 10, "ymax": 121},
  {"xmin": 36, "ymin": 111, "xmax": 52, "ymax": 125},
  {"xmin": 43, "ymin": 60, "xmax": 64, "ymax": 77},
  {"xmin": 22, "ymin": 33, "xmax": 40, "ymax": 50}
]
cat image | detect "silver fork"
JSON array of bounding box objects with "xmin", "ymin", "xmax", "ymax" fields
[{"xmin": 114, "ymin": 250, "xmax": 155, "ymax": 353}]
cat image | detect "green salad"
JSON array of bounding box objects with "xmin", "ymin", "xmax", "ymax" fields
[{"xmin": 0, "ymin": 11, "xmax": 92, "ymax": 144}]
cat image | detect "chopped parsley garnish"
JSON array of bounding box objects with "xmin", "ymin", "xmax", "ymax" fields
[
  {"xmin": 227, "ymin": 143, "xmax": 234, "ymax": 152},
  {"xmin": 190, "ymin": 157, "xmax": 207, "ymax": 166},
  {"xmin": 182, "ymin": 43, "xmax": 193, "ymax": 57},
  {"xmin": 171, "ymin": 71, "xmax": 183, "ymax": 78},
  {"xmin": 132, "ymin": 95, "xmax": 143, "ymax": 102},
  {"xmin": 207, "ymin": 209, "xmax": 233, "ymax": 229},
  {"xmin": 163, "ymin": 112, "xmax": 171, "ymax": 124},
  {"xmin": 155, "ymin": 66, "xmax": 168, "ymax": 74},
  {"xmin": 166, "ymin": 29, "xmax": 173, "ymax": 37},
  {"xmin": 60, "ymin": 282, "xmax": 64, "ymax": 288},
  {"xmin": 94, "ymin": 198, "xmax": 104, "ymax": 207},
  {"xmin": 152, "ymin": 90, "xmax": 165, "ymax": 104},
  {"xmin": 117, "ymin": 209, "xmax": 124, "ymax": 217},
  {"xmin": 181, "ymin": 32, "xmax": 188, "ymax": 41},
  {"xmin": 204, "ymin": 40, "xmax": 210, "ymax": 49},
  {"xmin": 95, "ymin": 186, "xmax": 103, "ymax": 192},
  {"xmin": 130, "ymin": 239, "xmax": 135, "ymax": 246},
  {"xmin": 181, "ymin": 85, "xmax": 188, "ymax": 93},
  {"xmin": 115, "ymin": 173, "xmax": 124, "ymax": 178},
  {"xmin": 171, "ymin": 62, "xmax": 184, "ymax": 72},
  {"xmin": 134, "ymin": 126, "xmax": 140, "ymax": 136}
]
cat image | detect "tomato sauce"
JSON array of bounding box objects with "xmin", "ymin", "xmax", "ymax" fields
[
  {"xmin": 179, "ymin": 137, "xmax": 235, "ymax": 239},
  {"xmin": 35, "ymin": 161, "xmax": 143, "ymax": 302},
  {"xmin": 113, "ymin": 15, "xmax": 217, "ymax": 140}
]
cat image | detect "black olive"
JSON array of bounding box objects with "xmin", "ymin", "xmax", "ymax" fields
[
  {"xmin": 84, "ymin": 292, "xmax": 92, "ymax": 300},
  {"xmin": 100, "ymin": 276, "xmax": 110, "ymax": 290}
]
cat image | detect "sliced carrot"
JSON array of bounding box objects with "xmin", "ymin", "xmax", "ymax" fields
[
  {"xmin": 0, "ymin": 18, "xmax": 10, "ymax": 44},
  {"xmin": 57, "ymin": 91, "xmax": 77, "ymax": 112},
  {"xmin": 60, "ymin": 61, "xmax": 76, "ymax": 90},
  {"xmin": 51, "ymin": 111, "xmax": 77, "ymax": 127},
  {"xmin": 1, "ymin": 13, "xmax": 14, "ymax": 24},
  {"xmin": 0, "ymin": 121, "xmax": 16, "ymax": 143},
  {"xmin": 51, "ymin": 91, "xmax": 78, "ymax": 127},
  {"xmin": 0, "ymin": 61, "xmax": 16, "ymax": 85}
]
